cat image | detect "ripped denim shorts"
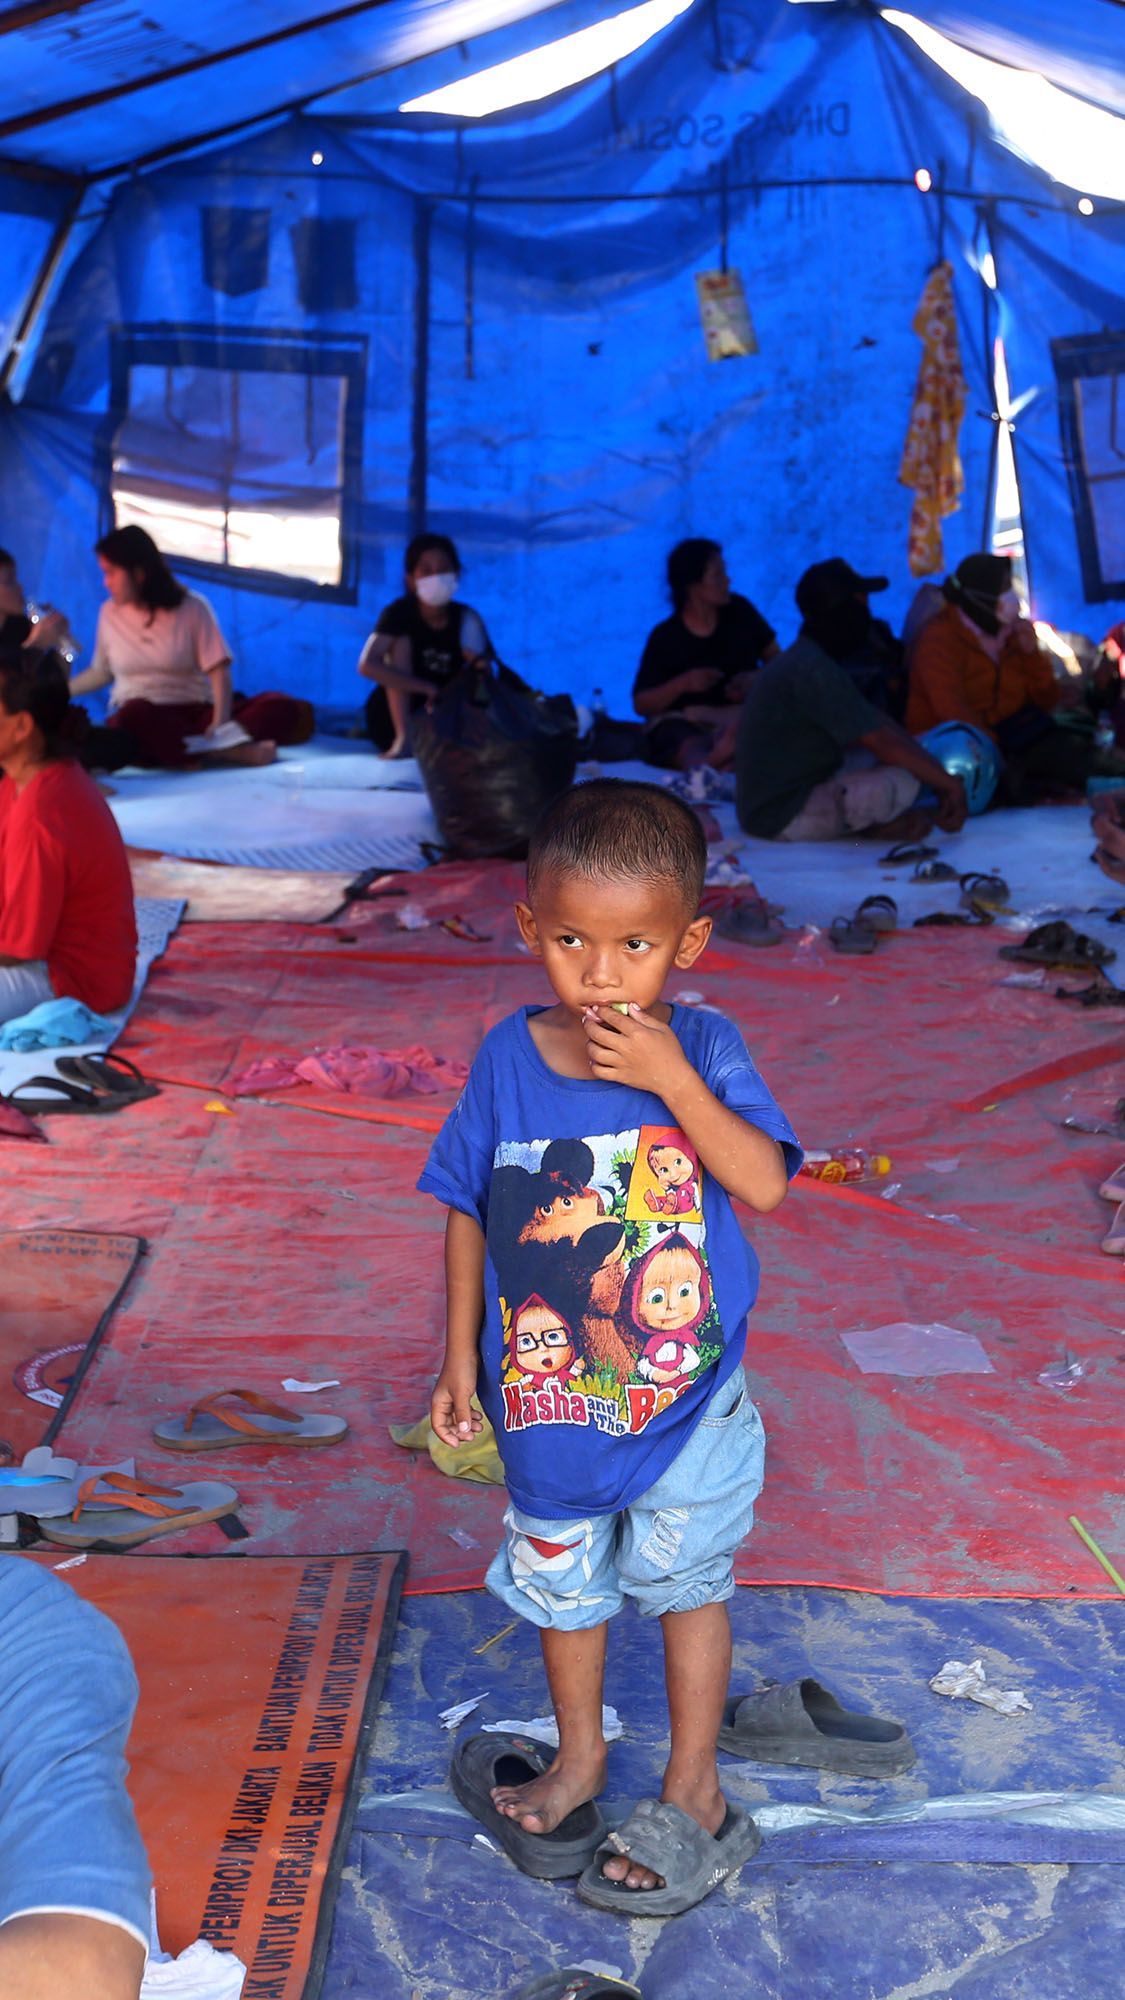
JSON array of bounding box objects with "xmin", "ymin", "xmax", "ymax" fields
[{"xmin": 485, "ymin": 1367, "xmax": 764, "ymax": 1629}]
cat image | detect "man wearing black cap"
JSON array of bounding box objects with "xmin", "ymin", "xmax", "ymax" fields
[
  {"xmin": 906, "ymin": 552, "xmax": 1123, "ymax": 798},
  {"xmin": 734, "ymin": 558, "xmax": 967, "ymax": 841}
]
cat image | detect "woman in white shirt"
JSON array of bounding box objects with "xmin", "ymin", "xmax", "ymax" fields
[{"xmin": 70, "ymin": 528, "xmax": 309, "ymax": 769}]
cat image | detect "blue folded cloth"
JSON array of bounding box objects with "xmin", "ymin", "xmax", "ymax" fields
[{"xmin": 0, "ymin": 997, "xmax": 116, "ymax": 1052}]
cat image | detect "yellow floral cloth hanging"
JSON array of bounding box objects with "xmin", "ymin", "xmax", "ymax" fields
[{"xmin": 899, "ymin": 261, "xmax": 966, "ymax": 576}]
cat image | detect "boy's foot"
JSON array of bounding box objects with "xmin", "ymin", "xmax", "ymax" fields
[
  {"xmin": 600, "ymin": 1776, "xmax": 725, "ymax": 1890},
  {"xmin": 490, "ymin": 1746, "xmax": 606, "ymax": 1835}
]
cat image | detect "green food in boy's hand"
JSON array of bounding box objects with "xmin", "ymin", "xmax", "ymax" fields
[{"xmin": 610, "ymin": 1002, "xmax": 631, "ymax": 1014}]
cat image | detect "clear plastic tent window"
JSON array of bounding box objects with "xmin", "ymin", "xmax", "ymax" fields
[{"xmin": 109, "ymin": 337, "xmax": 360, "ymax": 592}]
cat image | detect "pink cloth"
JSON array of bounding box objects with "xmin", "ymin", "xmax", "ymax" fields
[{"xmin": 229, "ymin": 1044, "xmax": 469, "ymax": 1100}]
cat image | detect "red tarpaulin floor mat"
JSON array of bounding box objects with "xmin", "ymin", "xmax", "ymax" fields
[
  {"xmin": 28, "ymin": 1550, "xmax": 404, "ymax": 1999},
  {"xmin": 3, "ymin": 882, "xmax": 1121, "ymax": 1597},
  {"xmin": 0, "ymin": 1230, "xmax": 143, "ymax": 1460}
]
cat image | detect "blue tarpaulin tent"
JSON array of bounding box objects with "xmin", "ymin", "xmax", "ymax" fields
[{"xmin": 0, "ymin": 0, "xmax": 1121, "ymax": 707}]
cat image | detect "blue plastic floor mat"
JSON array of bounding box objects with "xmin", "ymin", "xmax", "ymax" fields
[
  {"xmin": 324, "ymin": 1851, "xmax": 1118, "ymax": 2000},
  {"xmin": 320, "ymin": 1585, "xmax": 1124, "ymax": 1999}
]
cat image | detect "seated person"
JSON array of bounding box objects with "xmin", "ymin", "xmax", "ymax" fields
[
  {"xmin": 0, "ymin": 547, "xmax": 73, "ymax": 657},
  {"xmin": 0, "ymin": 640, "xmax": 137, "ymax": 1025},
  {"xmin": 822, "ymin": 558, "xmax": 907, "ymax": 717},
  {"xmin": 70, "ymin": 527, "xmax": 310, "ymax": 770},
  {"xmin": 0, "ymin": 1558, "xmax": 150, "ymax": 2000},
  {"xmin": 358, "ymin": 533, "xmax": 491, "ymax": 757},
  {"xmin": 906, "ymin": 553, "xmax": 1125, "ymax": 798},
  {"xmin": 633, "ymin": 538, "xmax": 778, "ymax": 769},
  {"xmin": 736, "ymin": 558, "xmax": 967, "ymax": 842},
  {"xmin": 0, "ymin": 548, "xmax": 139, "ymax": 775}
]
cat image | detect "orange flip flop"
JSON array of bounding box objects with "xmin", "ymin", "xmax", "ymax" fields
[
  {"xmin": 39, "ymin": 1471, "xmax": 239, "ymax": 1547},
  {"xmin": 153, "ymin": 1387, "xmax": 348, "ymax": 1451}
]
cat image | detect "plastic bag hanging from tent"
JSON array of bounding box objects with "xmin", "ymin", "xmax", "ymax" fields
[
  {"xmin": 695, "ymin": 271, "xmax": 758, "ymax": 362},
  {"xmin": 898, "ymin": 261, "xmax": 966, "ymax": 575}
]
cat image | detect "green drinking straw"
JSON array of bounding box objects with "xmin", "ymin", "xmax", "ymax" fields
[{"xmin": 1068, "ymin": 1515, "xmax": 1125, "ymax": 1596}]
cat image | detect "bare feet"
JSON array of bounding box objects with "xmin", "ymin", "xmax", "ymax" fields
[
  {"xmin": 859, "ymin": 806, "xmax": 934, "ymax": 844},
  {"xmin": 228, "ymin": 739, "xmax": 277, "ymax": 767},
  {"xmin": 601, "ymin": 1775, "xmax": 726, "ymax": 1891},
  {"xmin": 379, "ymin": 736, "xmax": 409, "ymax": 761},
  {"xmin": 206, "ymin": 739, "xmax": 278, "ymax": 768},
  {"xmin": 490, "ymin": 1744, "xmax": 606, "ymax": 1836}
]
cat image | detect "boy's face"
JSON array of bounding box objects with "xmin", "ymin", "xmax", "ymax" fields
[{"xmin": 515, "ymin": 870, "xmax": 710, "ymax": 1019}]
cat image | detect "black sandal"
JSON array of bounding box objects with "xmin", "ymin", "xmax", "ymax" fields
[{"xmin": 55, "ymin": 1052, "xmax": 160, "ymax": 1101}]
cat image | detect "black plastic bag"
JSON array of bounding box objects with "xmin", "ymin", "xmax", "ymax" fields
[
  {"xmin": 584, "ymin": 712, "xmax": 646, "ymax": 763},
  {"xmin": 412, "ymin": 663, "xmax": 579, "ymax": 859}
]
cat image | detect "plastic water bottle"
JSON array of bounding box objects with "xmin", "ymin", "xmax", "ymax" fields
[
  {"xmin": 591, "ymin": 687, "xmax": 606, "ymax": 716},
  {"xmin": 799, "ymin": 1147, "xmax": 891, "ymax": 1184}
]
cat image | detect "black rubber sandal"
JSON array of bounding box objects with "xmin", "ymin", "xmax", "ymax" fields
[
  {"xmin": 509, "ymin": 1975, "xmax": 642, "ymax": 2000},
  {"xmin": 718, "ymin": 1678, "xmax": 916, "ymax": 1776},
  {"xmin": 4, "ymin": 1076, "xmax": 129, "ymax": 1116},
  {"xmin": 55, "ymin": 1052, "xmax": 160, "ymax": 1102},
  {"xmin": 576, "ymin": 1798, "xmax": 760, "ymax": 1917},
  {"xmin": 880, "ymin": 842, "xmax": 937, "ymax": 866},
  {"xmin": 450, "ymin": 1733, "xmax": 606, "ymax": 1881}
]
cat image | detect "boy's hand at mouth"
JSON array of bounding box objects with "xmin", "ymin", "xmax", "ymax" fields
[{"xmin": 581, "ymin": 1003, "xmax": 694, "ymax": 1097}]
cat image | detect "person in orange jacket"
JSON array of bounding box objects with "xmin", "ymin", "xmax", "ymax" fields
[{"xmin": 906, "ymin": 553, "xmax": 1124, "ymax": 799}]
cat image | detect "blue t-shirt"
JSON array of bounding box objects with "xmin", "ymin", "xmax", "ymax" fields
[{"xmin": 419, "ymin": 1004, "xmax": 801, "ymax": 1520}]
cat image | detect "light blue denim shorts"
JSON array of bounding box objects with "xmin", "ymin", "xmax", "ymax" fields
[
  {"xmin": 486, "ymin": 1366, "xmax": 765, "ymax": 1629},
  {"xmin": 0, "ymin": 1560, "xmax": 152, "ymax": 1948}
]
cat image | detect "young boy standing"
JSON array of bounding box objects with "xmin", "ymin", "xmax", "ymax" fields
[{"xmin": 420, "ymin": 780, "xmax": 801, "ymax": 1915}]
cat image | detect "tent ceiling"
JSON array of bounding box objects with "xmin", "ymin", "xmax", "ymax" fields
[
  {"xmin": 0, "ymin": 0, "xmax": 1120, "ymax": 178},
  {"xmin": 0, "ymin": 0, "xmax": 578, "ymax": 176}
]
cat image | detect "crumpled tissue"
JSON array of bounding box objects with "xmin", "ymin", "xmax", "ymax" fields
[{"xmin": 930, "ymin": 1658, "xmax": 1032, "ymax": 1716}]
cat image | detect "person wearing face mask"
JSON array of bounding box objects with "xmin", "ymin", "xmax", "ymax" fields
[
  {"xmin": 359, "ymin": 533, "xmax": 492, "ymax": 758},
  {"xmin": 906, "ymin": 553, "xmax": 1125, "ymax": 798},
  {"xmin": 735, "ymin": 558, "xmax": 967, "ymax": 842}
]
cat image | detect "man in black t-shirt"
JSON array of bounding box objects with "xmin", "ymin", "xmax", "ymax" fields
[{"xmin": 633, "ymin": 540, "xmax": 777, "ymax": 769}]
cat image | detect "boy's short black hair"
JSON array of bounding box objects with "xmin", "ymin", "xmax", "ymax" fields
[{"xmin": 527, "ymin": 778, "xmax": 707, "ymax": 910}]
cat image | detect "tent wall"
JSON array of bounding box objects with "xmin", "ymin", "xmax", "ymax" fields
[{"xmin": 0, "ymin": 0, "xmax": 1120, "ymax": 709}]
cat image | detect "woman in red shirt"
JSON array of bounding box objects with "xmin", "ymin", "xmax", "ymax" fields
[{"xmin": 0, "ymin": 642, "xmax": 136, "ymax": 1023}]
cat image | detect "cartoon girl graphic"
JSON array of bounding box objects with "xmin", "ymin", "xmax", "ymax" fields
[
  {"xmin": 643, "ymin": 1132, "xmax": 701, "ymax": 1216},
  {"xmin": 619, "ymin": 1234, "xmax": 712, "ymax": 1395},
  {"xmin": 508, "ymin": 1293, "xmax": 578, "ymax": 1388}
]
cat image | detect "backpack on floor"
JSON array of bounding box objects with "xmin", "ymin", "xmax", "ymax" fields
[{"xmin": 412, "ymin": 663, "xmax": 579, "ymax": 859}]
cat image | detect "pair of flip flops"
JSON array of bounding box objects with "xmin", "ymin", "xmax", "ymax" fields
[
  {"xmin": 153, "ymin": 1387, "xmax": 348, "ymax": 1451},
  {"xmin": 999, "ymin": 922, "xmax": 1116, "ymax": 972},
  {"xmin": 450, "ymin": 1734, "xmax": 758, "ymax": 1919},
  {"xmin": 911, "ymin": 863, "xmax": 1009, "ymax": 907},
  {"xmin": 3, "ymin": 1052, "xmax": 159, "ymax": 1117},
  {"xmin": 1098, "ymin": 1162, "xmax": 1125, "ymax": 1256},
  {"xmin": 830, "ymin": 897, "xmax": 897, "ymax": 954},
  {"xmin": 450, "ymin": 1680, "xmax": 913, "ymax": 1916}
]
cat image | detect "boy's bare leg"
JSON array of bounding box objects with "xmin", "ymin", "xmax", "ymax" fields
[
  {"xmin": 491, "ymin": 1623, "xmax": 608, "ymax": 1833},
  {"xmin": 0, "ymin": 1914, "xmax": 145, "ymax": 2000},
  {"xmin": 601, "ymin": 1600, "xmax": 731, "ymax": 1888}
]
